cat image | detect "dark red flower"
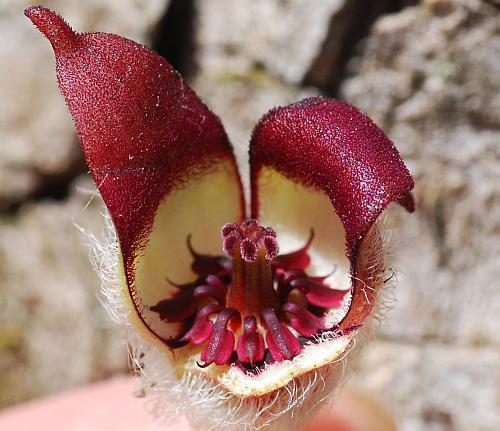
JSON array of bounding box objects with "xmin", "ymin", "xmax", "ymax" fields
[{"xmin": 26, "ymin": 5, "xmax": 414, "ymax": 429}]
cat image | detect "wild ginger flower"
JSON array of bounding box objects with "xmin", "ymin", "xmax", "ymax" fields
[{"xmin": 25, "ymin": 6, "xmax": 414, "ymax": 431}]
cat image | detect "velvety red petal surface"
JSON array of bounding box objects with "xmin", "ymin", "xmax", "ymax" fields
[
  {"xmin": 250, "ymin": 97, "xmax": 414, "ymax": 329},
  {"xmin": 250, "ymin": 97, "xmax": 414, "ymax": 250},
  {"xmin": 25, "ymin": 6, "xmax": 244, "ymax": 284}
]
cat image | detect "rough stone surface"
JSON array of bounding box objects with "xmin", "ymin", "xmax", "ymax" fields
[
  {"xmin": 341, "ymin": 1, "xmax": 500, "ymax": 429},
  {"xmin": 0, "ymin": 0, "xmax": 166, "ymax": 207},
  {"xmin": 0, "ymin": 177, "xmax": 125, "ymax": 407},
  {"xmin": 196, "ymin": 0, "xmax": 344, "ymax": 85},
  {"xmin": 342, "ymin": 0, "xmax": 500, "ymax": 346},
  {"xmin": 353, "ymin": 341, "xmax": 500, "ymax": 431}
]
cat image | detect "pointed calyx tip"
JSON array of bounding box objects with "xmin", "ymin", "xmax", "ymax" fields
[{"xmin": 25, "ymin": 6, "xmax": 78, "ymax": 53}]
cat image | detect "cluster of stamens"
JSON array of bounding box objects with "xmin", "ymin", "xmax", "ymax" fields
[
  {"xmin": 222, "ymin": 219, "xmax": 279, "ymax": 262},
  {"xmin": 150, "ymin": 219, "xmax": 348, "ymax": 372}
]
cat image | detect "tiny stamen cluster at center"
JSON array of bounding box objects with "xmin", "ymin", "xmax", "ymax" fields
[{"xmin": 151, "ymin": 219, "xmax": 348, "ymax": 371}]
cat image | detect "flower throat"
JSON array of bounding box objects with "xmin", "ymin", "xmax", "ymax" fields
[{"xmin": 151, "ymin": 219, "xmax": 348, "ymax": 371}]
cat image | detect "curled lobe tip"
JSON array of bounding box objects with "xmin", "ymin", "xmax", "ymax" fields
[{"xmin": 25, "ymin": 6, "xmax": 78, "ymax": 53}]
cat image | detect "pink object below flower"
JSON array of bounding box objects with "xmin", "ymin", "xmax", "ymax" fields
[{"xmin": 25, "ymin": 5, "xmax": 414, "ymax": 431}]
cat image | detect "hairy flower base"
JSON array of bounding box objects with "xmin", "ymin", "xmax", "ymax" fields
[
  {"xmin": 89, "ymin": 210, "xmax": 385, "ymax": 430},
  {"xmin": 150, "ymin": 220, "xmax": 351, "ymax": 372},
  {"xmin": 129, "ymin": 320, "xmax": 353, "ymax": 430},
  {"xmin": 25, "ymin": 6, "xmax": 415, "ymax": 430}
]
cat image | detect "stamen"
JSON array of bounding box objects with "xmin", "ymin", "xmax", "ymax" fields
[
  {"xmin": 271, "ymin": 229, "xmax": 314, "ymax": 270},
  {"xmin": 187, "ymin": 234, "xmax": 232, "ymax": 276},
  {"xmin": 223, "ymin": 233, "xmax": 240, "ymax": 257},
  {"xmin": 193, "ymin": 284, "xmax": 226, "ymax": 304},
  {"xmin": 240, "ymin": 238, "xmax": 258, "ymax": 262},
  {"xmin": 151, "ymin": 275, "xmax": 227, "ymax": 322},
  {"xmin": 242, "ymin": 219, "xmax": 259, "ymax": 237},
  {"xmin": 289, "ymin": 278, "xmax": 347, "ymax": 308},
  {"xmin": 221, "ymin": 223, "xmax": 242, "ymax": 238},
  {"xmin": 150, "ymin": 290, "xmax": 196, "ymax": 322},
  {"xmin": 221, "ymin": 219, "xmax": 279, "ymax": 263},
  {"xmin": 237, "ymin": 316, "xmax": 265, "ymax": 365},
  {"xmin": 282, "ymin": 302, "xmax": 328, "ymax": 337},
  {"xmin": 263, "ymin": 235, "xmax": 279, "ymax": 260},
  {"xmin": 261, "ymin": 307, "xmax": 301, "ymax": 362},
  {"xmin": 181, "ymin": 304, "xmax": 221, "ymax": 344},
  {"xmin": 152, "ymin": 221, "xmax": 348, "ymax": 370},
  {"xmin": 200, "ymin": 308, "xmax": 239, "ymax": 366}
]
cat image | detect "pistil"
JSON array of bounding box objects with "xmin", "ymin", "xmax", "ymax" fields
[{"xmin": 222, "ymin": 220, "xmax": 280, "ymax": 316}]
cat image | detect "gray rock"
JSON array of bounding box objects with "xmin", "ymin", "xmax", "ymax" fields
[
  {"xmin": 0, "ymin": 177, "xmax": 126, "ymax": 407},
  {"xmin": 196, "ymin": 0, "xmax": 344, "ymax": 85},
  {"xmin": 341, "ymin": 0, "xmax": 500, "ymax": 347},
  {"xmin": 0, "ymin": 0, "xmax": 166, "ymax": 207},
  {"xmin": 353, "ymin": 341, "xmax": 500, "ymax": 431},
  {"xmin": 342, "ymin": 2, "xmax": 500, "ymax": 429}
]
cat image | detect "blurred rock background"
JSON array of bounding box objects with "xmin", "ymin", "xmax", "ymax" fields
[{"xmin": 0, "ymin": 0, "xmax": 498, "ymax": 430}]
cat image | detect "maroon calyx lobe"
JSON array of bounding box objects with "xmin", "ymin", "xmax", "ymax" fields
[
  {"xmin": 151, "ymin": 220, "xmax": 349, "ymax": 370},
  {"xmin": 250, "ymin": 97, "xmax": 414, "ymax": 252},
  {"xmin": 25, "ymin": 7, "xmax": 245, "ymax": 339},
  {"xmin": 250, "ymin": 97, "xmax": 415, "ymax": 331},
  {"xmin": 25, "ymin": 6, "xmax": 78, "ymax": 54}
]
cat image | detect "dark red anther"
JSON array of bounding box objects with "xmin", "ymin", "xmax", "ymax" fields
[
  {"xmin": 282, "ymin": 303, "xmax": 328, "ymax": 338},
  {"xmin": 223, "ymin": 233, "xmax": 240, "ymax": 257},
  {"xmin": 180, "ymin": 304, "xmax": 222, "ymax": 345},
  {"xmin": 263, "ymin": 235, "xmax": 279, "ymax": 260},
  {"xmin": 150, "ymin": 289, "xmax": 196, "ymax": 322},
  {"xmin": 240, "ymin": 238, "xmax": 258, "ymax": 262},
  {"xmin": 200, "ymin": 308, "xmax": 239, "ymax": 366},
  {"xmin": 242, "ymin": 219, "xmax": 259, "ymax": 238},
  {"xmin": 193, "ymin": 283, "xmax": 226, "ymax": 305},
  {"xmin": 271, "ymin": 230, "xmax": 314, "ymax": 271},
  {"xmin": 187, "ymin": 235, "xmax": 232, "ymax": 276},
  {"xmin": 221, "ymin": 223, "xmax": 242, "ymax": 238},
  {"xmin": 290, "ymin": 278, "xmax": 347, "ymax": 308},
  {"xmin": 237, "ymin": 316, "xmax": 265, "ymax": 365},
  {"xmin": 261, "ymin": 307, "xmax": 301, "ymax": 362}
]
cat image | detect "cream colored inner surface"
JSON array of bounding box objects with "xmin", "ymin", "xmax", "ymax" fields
[
  {"xmin": 130, "ymin": 164, "xmax": 354, "ymax": 393},
  {"xmin": 187, "ymin": 334, "xmax": 352, "ymax": 397},
  {"xmin": 133, "ymin": 161, "xmax": 242, "ymax": 340},
  {"xmin": 257, "ymin": 168, "xmax": 351, "ymax": 288}
]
